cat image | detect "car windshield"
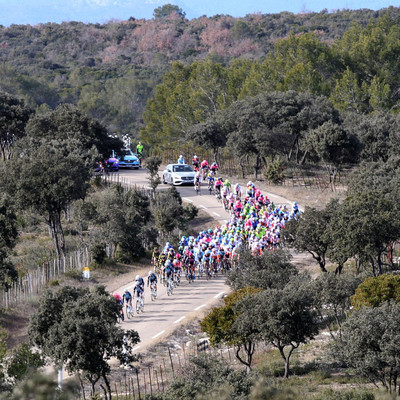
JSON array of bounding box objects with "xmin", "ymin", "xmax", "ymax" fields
[
  {"xmin": 121, "ymin": 149, "xmax": 133, "ymax": 156},
  {"xmin": 173, "ymin": 165, "xmax": 193, "ymax": 173}
]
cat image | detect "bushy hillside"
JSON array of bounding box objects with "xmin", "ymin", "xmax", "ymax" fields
[{"xmin": 1, "ymin": 6, "xmax": 400, "ymax": 135}]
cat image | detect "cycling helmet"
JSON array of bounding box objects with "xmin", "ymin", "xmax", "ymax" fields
[
  {"xmin": 208, "ymin": 228, "xmax": 213, "ymax": 234},
  {"xmin": 124, "ymin": 288, "xmax": 129, "ymax": 292},
  {"xmin": 135, "ymin": 275, "xmax": 140, "ymax": 280},
  {"xmin": 148, "ymin": 271, "xmax": 153, "ymax": 275}
]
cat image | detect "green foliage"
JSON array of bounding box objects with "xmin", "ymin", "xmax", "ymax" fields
[
  {"xmin": 90, "ymin": 186, "xmax": 152, "ymax": 260},
  {"xmin": 263, "ymin": 157, "xmax": 285, "ymax": 184},
  {"xmin": 282, "ymin": 199, "xmax": 340, "ymax": 272},
  {"xmin": 329, "ymin": 192, "xmax": 400, "ymax": 275},
  {"xmin": 145, "ymin": 156, "xmax": 162, "ymax": 193},
  {"xmin": 0, "ymin": 373, "xmax": 79, "ymax": 400},
  {"xmin": 29, "ymin": 285, "xmax": 140, "ymax": 397},
  {"xmin": 0, "ymin": 91, "xmax": 32, "ymax": 160},
  {"xmin": 201, "ymin": 287, "xmax": 261, "ymax": 369},
  {"xmin": 187, "ymin": 120, "xmax": 227, "ymax": 162},
  {"xmin": 311, "ymin": 273, "xmax": 363, "ymax": 339},
  {"xmin": 238, "ymin": 274, "xmax": 318, "ymax": 378},
  {"xmin": 23, "ymin": 104, "xmax": 122, "ymax": 161},
  {"xmin": 351, "ymin": 275, "xmax": 400, "ymax": 309},
  {"xmin": 161, "ymin": 354, "xmax": 253, "ymax": 400},
  {"xmin": 151, "ymin": 187, "xmax": 185, "ymax": 236},
  {"xmin": 153, "ymin": 4, "xmax": 186, "ymax": 19},
  {"xmin": 306, "ymin": 120, "xmax": 359, "ymax": 180},
  {"xmin": 227, "ymin": 249, "xmax": 297, "ymax": 291},
  {"xmin": 6, "ymin": 343, "xmax": 45, "ymax": 382},
  {"xmin": 333, "ymin": 301, "xmax": 400, "ymax": 394}
]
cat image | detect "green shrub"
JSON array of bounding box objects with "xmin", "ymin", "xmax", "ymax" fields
[
  {"xmin": 7, "ymin": 343, "xmax": 45, "ymax": 381},
  {"xmin": 264, "ymin": 158, "xmax": 285, "ymax": 184},
  {"xmin": 64, "ymin": 269, "xmax": 83, "ymax": 281},
  {"xmin": 48, "ymin": 280, "xmax": 59, "ymax": 286}
]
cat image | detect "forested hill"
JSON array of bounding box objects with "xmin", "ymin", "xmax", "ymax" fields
[{"xmin": 1, "ymin": 5, "xmax": 400, "ymax": 135}]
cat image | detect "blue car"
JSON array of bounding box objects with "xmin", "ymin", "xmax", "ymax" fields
[{"xmin": 116, "ymin": 149, "xmax": 140, "ymax": 169}]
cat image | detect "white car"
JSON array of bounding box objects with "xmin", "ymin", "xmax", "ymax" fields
[{"xmin": 162, "ymin": 164, "xmax": 195, "ymax": 185}]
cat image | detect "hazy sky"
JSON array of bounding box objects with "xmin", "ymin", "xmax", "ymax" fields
[{"xmin": 0, "ymin": 0, "xmax": 396, "ymax": 26}]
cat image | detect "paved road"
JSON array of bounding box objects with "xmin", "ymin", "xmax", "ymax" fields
[
  {"xmin": 115, "ymin": 275, "xmax": 228, "ymax": 352},
  {"xmin": 117, "ymin": 168, "xmax": 297, "ymax": 223},
  {"xmin": 112, "ymin": 167, "xmax": 296, "ymax": 351}
]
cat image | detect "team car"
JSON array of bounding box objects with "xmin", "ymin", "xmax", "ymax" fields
[
  {"xmin": 162, "ymin": 164, "xmax": 195, "ymax": 185},
  {"xmin": 116, "ymin": 149, "xmax": 140, "ymax": 169}
]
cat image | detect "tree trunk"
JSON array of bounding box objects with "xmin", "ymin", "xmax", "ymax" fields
[
  {"xmin": 57, "ymin": 214, "xmax": 66, "ymax": 256},
  {"xmin": 254, "ymin": 153, "xmax": 261, "ymax": 180},
  {"xmin": 102, "ymin": 371, "xmax": 112, "ymax": 400},
  {"xmin": 235, "ymin": 345, "xmax": 252, "ymax": 372},
  {"xmin": 239, "ymin": 158, "xmax": 245, "ymax": 179},
  {"xmin": 334, "ymin": 262, "xmax": 343, "ymax": 275},
  {"xmin": 48, "ymin": 217, "xmax": 61, "ymax": 258},
  {"xmin": 278, "ymin": 345, "xmax": 296, "ymax": 379},
  {"xmin": 300, "ymin": 150, "xmax": 308, "ymax": 165}
]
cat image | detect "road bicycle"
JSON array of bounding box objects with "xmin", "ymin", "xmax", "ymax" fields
[
  {"xmin": 125, "ymin": 302, "xmax": 134, "ymax": 319},
  {"xmin": 208, "ymin": 180, "xmax": 215, "ymax": 195},
  {"xmin": 187, "ymin": 266, "xmax": 195, "ymax": 283},
  {"xmin": 198, "ymin": 263, "xmax": 204, "ymax": 279},
  {"xmin": 150, "ymin": 282, "xmax": 157, "ymax": 301},
  {"xmin": 215, "ymin": 189, "xmax": 222, "ymax": 203},
  {"xmin": 222, "ymin": 196, "xmax": 229, "ymax": 211},
  {"xmin": 195, "ymin": 179, "xmax": 201, "ymax": 195},
  {"xmin": 174, "ymin": 269, "xmax": 181, "ymax": 286},
  {"xmin": 135, "ymin": 295, "xmax": 144, "ymax": 314},
  {"xmin": 167, "ymin": 277, "xmax": 174, "ymax": 295}
]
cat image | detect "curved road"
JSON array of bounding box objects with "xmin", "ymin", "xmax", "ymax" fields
[{"xmin": 112, "ymin": 168, "xmax": 295, "ymax": 351}]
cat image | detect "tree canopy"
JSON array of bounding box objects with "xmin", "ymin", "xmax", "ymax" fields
[{"xmin": 29, "ymin": 285, "xmax": 140, "ymax": 399}]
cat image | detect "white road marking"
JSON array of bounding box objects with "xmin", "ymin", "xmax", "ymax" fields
[
  {"xmin": 214, "ymin": 291, "xmax": 224, "ymax": 299},
  {"xmin": 182, "ymin": 197, "xmax": 193, "ymax": 203},
  {"xmin": 173, "ymin": 316, "xmax": 186, "ymax": 324},
  {"xmin": 152, "ymin": 330, "xmax": 166, "ymax": 339},
  {"xmin": 133, "ymin": 345, "xmax": 141, "ymax": 351},
  {"xmin": 199, "ymin": 204, "xmax": 207, "ymax": 209},
  {"xmin": 213, "ymin": 212, "xmax": 221, "ymax": 217},
  {"xmin": 194, "ymin": 304, "xmax": 206, "ymax": 311}
]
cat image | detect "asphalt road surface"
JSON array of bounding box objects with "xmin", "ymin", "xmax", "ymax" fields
[{"xmin": 113, "ymin": 167, "xmax": 295, "ymax": 351}]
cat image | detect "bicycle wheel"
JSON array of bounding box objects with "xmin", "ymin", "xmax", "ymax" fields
[{"xmin": 136, "ymin": 299, "xmax": 141, "ymax": 314}]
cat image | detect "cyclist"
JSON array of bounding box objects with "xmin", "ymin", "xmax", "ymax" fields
[
  {"xmin": 122, "ymin": 288, "xmax": 133, "ymax": 316},
  {"xmin": 200, "ymin": 159, "xmax": 209, "ymax": 178},
  {"xmin": 164, "ymin": 261, "xmax": 174, "ymax": 294},
  {"xmin": 246, "ymin": 181, "xmax": 255, "ymax": 198},
  {"xmin": 223, "ymin": 179, "xmax": 231, "ymax": 190},
  {"xmin": 147, "ymin": 270, "xmax": 158, "ymax": 299},
  {"xmin": 136, "ymin": 141, "xmax": 144, "ymax": 157},
  {"xmin": 194, "ymin": 170, "xmax": 202, "ymax": 193},
  {"xmin": 147, "ymin": 270, "xmax": 157, "ymax": 289},
  {"xmin": 210, "ymin": 161, "xmax": 219, "ymax": 173},
  {"xmin": 192, "ymin": 155, "xmax": 200, "ymax": 169},
  {"xmin": 133, "ymin": 282, "xmax": 144, "ymax": 312},
  {"xmin": 221, "ymin": 184, "xmax": 230, "ymax": 209},
  {"xmin": 135, "ymin": 274, "xmax": 145, "ymax": 290},
  {"xmin": 215, "ymin": 177, "xmax": 223, "ymax": 197},
  {"xmin": 234, "ymin": 183, "xmax": 242, "ymax": 199},
  {"xmin": 206, "ymin": 172, "xmax": 215, "ymax": 192},
  {"xmin": 152, "ymin": 247, "xmax": 160, "ymax": 269},
  {"xmin": 114, "ymin": 293, "xmax": 124, "ymax": 321},
  {"xmin": 177, "ymin": 154, "xmax": 185, "ymax": 164}
]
